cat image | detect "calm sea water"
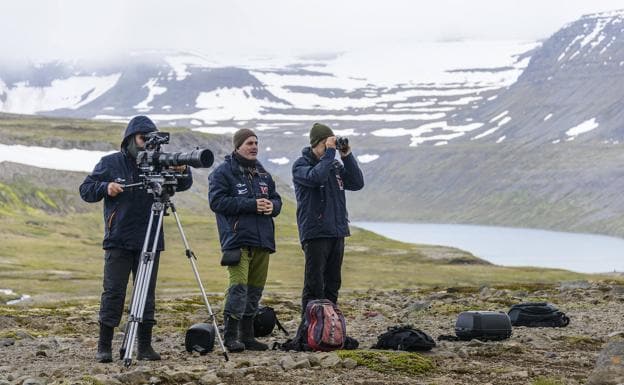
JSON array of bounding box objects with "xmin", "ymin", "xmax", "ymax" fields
[{"xmin": 352, "ymin": 222, "xmax": 624, "ymax": 273}]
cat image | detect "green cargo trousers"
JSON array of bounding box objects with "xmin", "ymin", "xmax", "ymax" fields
[{"xmin": 223, "ymin": 247, "xmax": 270, "ymax": 319}]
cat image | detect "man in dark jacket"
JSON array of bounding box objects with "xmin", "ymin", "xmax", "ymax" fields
[
  {"xmin": 208, "ymin": 128, "xmax": 282, "ymax": 352},
  {"xmin": 291, "ymin": 122, "xmax": 364, "ymax": 339},
  {"xmin": 79, "ymin": 115, "xmax": 192, "ymax": 363}
]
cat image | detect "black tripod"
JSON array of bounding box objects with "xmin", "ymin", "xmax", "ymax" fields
[{"xmin": 118, "ymin": 180, "xmax": 228, "ymax": 366}]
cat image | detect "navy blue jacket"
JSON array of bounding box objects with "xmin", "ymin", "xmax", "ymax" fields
[
  {"xmin": 208, "ymin": 155, "xmax": 282, "ymax": 252},
  {"xmin": 79, "ymin": 116, "xmax": 192, "ymax": 251},
  {"xmin": 292, "ymin": 147, "xmax": 364, "ymax": 243}
]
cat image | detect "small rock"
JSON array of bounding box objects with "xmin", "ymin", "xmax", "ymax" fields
[
  {"xmin": 320, "ymin": 352, "xmax": 341, "ymax": 368},
  {"xmin": 502, "ymin": 370, "xmax": 529, "ymax": 379},
  {"xmin": 35, "ymin": 350, "xmax": 47, "ymax": 358},
  {"xmin": 92, "ymin": 374, "xmax": 122, "ymax": 385},
  {"xmin": 279, "ymin": 355, "xmax": 297, "ymax": 371},
  {"xmin": 198, "ymin": 372, "xmax": 219, "ymax": 385},
  {"xmin": 293, "ymin": 359, "xmax": 311, "ymax": 369},
  {"xmin": 545, "ymin": 352, "xmax": 557, "ymax": 359},
  {"xmin": 22, "ymin": 379, "xmax": 44, "ymax": 385},
  {"xmin": 479, "ymin": 286, "xmax": 491, "ymax": 299},
  {"xmin": 234, "ymin": 360, "xmax": 251, "ymax": 368},
  {"xmin": 15, "ymin": 331, "xmax": 35, "ymax": 340},
  {"xmin": 559, "ymin": 280, "xmax": 591, "ymax": 291},
  {"xmin": 611, "ymin": 285, "xmax": 624, "ymax": 296},
  {"xmin": 0, "ymin": 381, "xmax": 10, "ymax": 385},
  {"xmin": 407, "ymin": 300, "xmax": 431, "ymax": 312},
  {"xmin": 307, "ymin": 354, "xmax": 321, "ymax": 367},
  {"xmin": 114, "ymin": 369, "xmax": 151, "ymax": 384},
  {"xmin": 342, "ymin": 358, "xmax": 358, "ymax": 369},
  {"xmin": 607, "ymin": 331, "xmax": 624, "ymax": 339},
  {"xmin": 587, "ymin": 340, "xmax": 624, "ymax": 384},
  {"xmin": 0, "ymin": 338, "xmax": 14, "ymax": 347}
]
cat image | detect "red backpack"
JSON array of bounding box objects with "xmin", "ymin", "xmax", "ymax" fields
[{"xmin": 305, "ymin": 299, "xmax": 346, "ymax": 351}]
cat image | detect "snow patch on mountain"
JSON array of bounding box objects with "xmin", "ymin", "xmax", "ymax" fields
[
  {"xmin": 134, "ymin": 78, "xmax": 167, "ymax": 111},
  {"xmin": 357, "ymin": 154, "xmax": 379, "ymax": 163},
  {"xmin": 566, "ymin": 118, "xmax": 599, "ymax": 138},
  {"xmin": 268, "ymin": 157, "xmax": 289, "ymax": 165},
  {"xmin": 0, "ymin": 74, "xmax": 121, "ymax": 114}
]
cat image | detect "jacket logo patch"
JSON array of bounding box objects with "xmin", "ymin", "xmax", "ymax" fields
[
  {"xmin": 335, "ymin": 174, "xmax": 344, "ymax": 190},
  {"xmin": 260, "ymin": 186, "xmax": 269, "ymax": 196},
  {"xmin": 237, "ymin": 188, "xmax": 248, "ymax": 195},
  {"xmin": 236, "ymin": 183, "xmax": 246, "ymax": 188}
]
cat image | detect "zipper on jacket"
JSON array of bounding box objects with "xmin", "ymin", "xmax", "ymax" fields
[{"xmin": 107, "ymin": 209, "xmax": 118, "ymax": 231}]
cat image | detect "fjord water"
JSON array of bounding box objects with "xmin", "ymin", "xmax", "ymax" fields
[{"xmin": 353, "ymin": 222, "xmax": 624, "ymax": 273}]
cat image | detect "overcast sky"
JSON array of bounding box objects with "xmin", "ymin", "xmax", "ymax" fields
[{"xmin": 1, "ymin": 0, "xmax": 623, "ymax": 62}]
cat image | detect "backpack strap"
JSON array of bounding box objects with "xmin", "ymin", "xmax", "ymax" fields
[
  {"xmin": 437, "ymin": 334, "xmax": 460, "ymax": 342},
  {"xmin": 275, "ymin": 316, "xmax": 289, "ymax": 336}
]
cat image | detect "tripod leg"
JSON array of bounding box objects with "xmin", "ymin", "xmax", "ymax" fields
[
  {"xmin": 170, "ymin": 202, "xmax": 229, "ymax": 362},
  {"xmin": 120, "ymin": 202, "xmax": 164, "ymax": 367}
]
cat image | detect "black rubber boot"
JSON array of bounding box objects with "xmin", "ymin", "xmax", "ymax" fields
[
  {"xmin": 223, "ymin": 316, "xmax": 245, "ymax": 352},
  {"xmin": 137, "ymin": 323, "xmax": 161, "ymax": 361},
  {"xmin": 240, "ymin": 316, "xmax": 268, "ymax": 351},
  {"xmin": 96, "ymin": 323, "xmax": 114, "ymax": 363}
]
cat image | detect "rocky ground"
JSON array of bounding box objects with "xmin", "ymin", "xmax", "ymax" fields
[{"xmin": 1, "ymin": 281, "xmax": 624, "ymax": 385}]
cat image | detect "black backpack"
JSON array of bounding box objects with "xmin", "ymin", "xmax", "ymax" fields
[
  {"xmin": 372, "ymin": 325, "xmax": 436, "ymax": 352},
  {"xmin": 508, "ymin": 302, "xmax": 570, "ymax": 327},
  {"xmin": 254, "ymin": 306, "xmax": 289, "ymax": 337}
]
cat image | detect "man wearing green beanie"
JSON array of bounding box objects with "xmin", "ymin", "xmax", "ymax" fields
[
  {"xmin": 289, "ymin": 122, "xmax": 365, "ymax": 349},
  {"xmin": 208, "ymin": 129, "xmax": 282, "ymax": 352}
]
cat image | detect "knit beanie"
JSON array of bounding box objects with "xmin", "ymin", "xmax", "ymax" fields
[
  {"xmin": 309, "ymin": 123, "xmax": 334, "ymax": 147},
  {"xmin": 232, "ymin": 128, "xmax": 257, "ymax": 149}
]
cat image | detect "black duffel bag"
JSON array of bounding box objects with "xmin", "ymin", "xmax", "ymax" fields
[
  {"xmin": 508, "ymin": 302, "xmax": 570, "ymax": 327},
  {"xmin": 372, "ymin": 325, "xmax": 436, "ymax": 351}
]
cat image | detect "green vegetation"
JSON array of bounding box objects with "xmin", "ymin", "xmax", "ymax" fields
[
  {"xmin": 0, "ymin": 174, "xmax": 607, "ymax": 302},
  {"xmin": 337, "ymin": 350, "xmax": 434, "ymax": 375},
  {"xmin": 0, "ymin": 113, "xmax": 220, "ymax": 150},
  {"xmin": 531, "ymin": 377, "xmax": 565, "ymax": 385},
  {"xmin": 0, "ymin": 113, "xmax": 617, "ymax": 304}
]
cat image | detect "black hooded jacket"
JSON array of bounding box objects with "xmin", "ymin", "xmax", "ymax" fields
[{"xmin": 79, "ymin": 116, "xmax": 193, "ymax": 251}]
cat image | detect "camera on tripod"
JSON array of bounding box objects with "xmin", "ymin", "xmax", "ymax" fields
[
  {"xmin": 137, "ymin": 131, "xmax": 214, "ymax": 173},
  {"xmin": 120, "ymin": 131, "xmax": 215, "ymax": 198}
]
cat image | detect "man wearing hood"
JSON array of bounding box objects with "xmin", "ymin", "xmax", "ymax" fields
[
  {"xmin": 79, "ymin": 115, "xmax": 192, "ymax": 363},
  {"xmin": 208, "ymin": 129, "xmax": 282, "ymax": 352},
  {"xmin": 291, "ymin": 122, "xmax": 364, "ymax": 345}
]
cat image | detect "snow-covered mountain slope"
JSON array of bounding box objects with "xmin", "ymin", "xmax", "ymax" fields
[
  {"xmin": 463, "ymin": 9, "xmax": 624, "ymax": 144},
  {"xmin": 0, "ymin": 41, "xmax": 535, "ymax": 142}
]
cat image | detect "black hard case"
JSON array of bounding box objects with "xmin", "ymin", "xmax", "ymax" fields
[
  {"xmin": 185, "ymin": 323, "xmax": 215, "ymax": 354},
  {"xmin": 455, "ymin": 311, "xmax": 512, "ymax": 341}
]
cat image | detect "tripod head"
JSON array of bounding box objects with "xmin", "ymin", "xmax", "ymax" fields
[{"xmin": 115, "ymin": 170, "xmax": 188, "ymax": 202}]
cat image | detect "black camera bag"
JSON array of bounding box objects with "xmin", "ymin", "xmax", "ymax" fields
[
  {"xmin": 254, "ymin": 306, "xmax": 289, "ymax": 337},
  {"xmin": 372, "ymin": 325, "xmax": 436, "ymax": 351},
  {"xmin": 455, "ymin": 311, "xmax": 512, "ymax": 341},
  {"xmin": 185, "ymin": 323, "xmax": 215, "ymax": 355},
  {"xmin": 508, "ymin": 302, "xmax": 570, "ymax": 327}
]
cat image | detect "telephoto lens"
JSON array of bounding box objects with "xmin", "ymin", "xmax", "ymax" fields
[{"xmin": 157, "ymin": 149, "xmax": 214, "ymax": 169}]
